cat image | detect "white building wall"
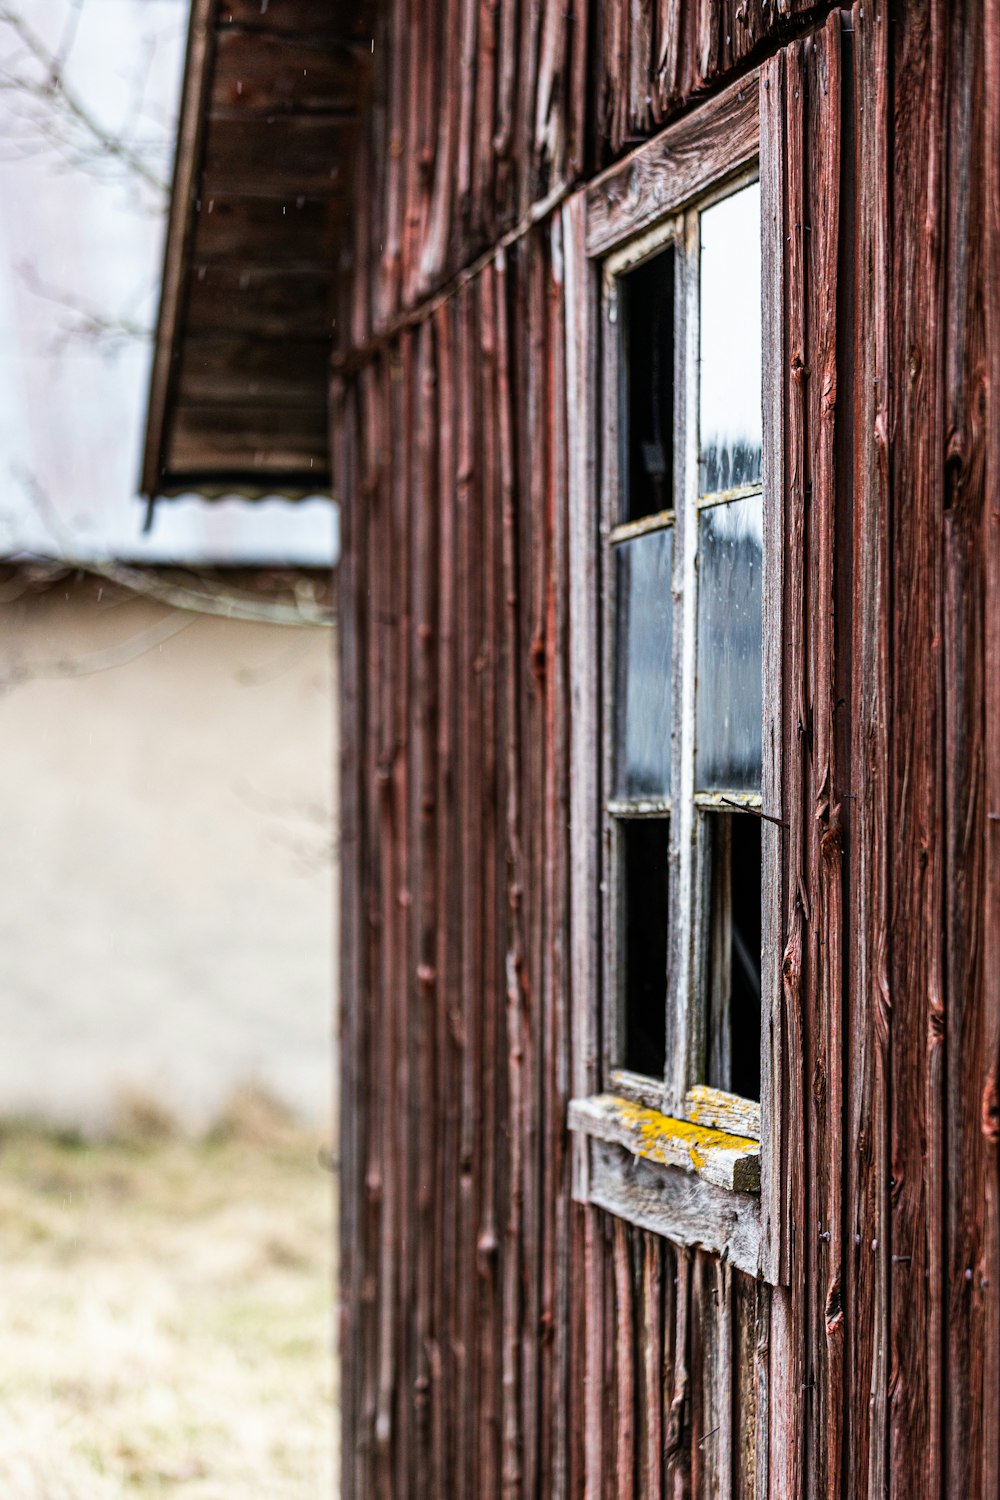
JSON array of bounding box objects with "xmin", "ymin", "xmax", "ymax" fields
[{"xmin": 0, "ymin": 572, "xmax": 337, "ymax": 1135}]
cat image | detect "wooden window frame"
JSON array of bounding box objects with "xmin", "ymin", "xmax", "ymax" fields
[{"xmin": 564, "ymin": 69, "xmax": 787, "ymax": 1284}]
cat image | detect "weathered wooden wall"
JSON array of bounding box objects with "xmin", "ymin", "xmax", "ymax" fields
[
  {"xmin": 343, "ymin": 0, "xmax": 836, "ymax": 343},
  {"xmin": 336, "ymin": 223, "xmax": 763, "ymax": 1499},
  {"xmin": 336, "ymin": 1, "xmax": 1000, "ymax": 1495}
]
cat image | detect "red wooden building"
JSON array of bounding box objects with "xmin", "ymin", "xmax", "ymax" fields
[{"xmin": 145, "ymin": 1, "xmax": 1000, "ymax": 1494}]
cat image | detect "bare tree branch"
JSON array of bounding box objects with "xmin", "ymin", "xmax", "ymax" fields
[
  {"xmin": 0, "ymin": 2, "xmax": 169, "ymax": 196},
  {"xmin": 17, "ymin": 260, "xmax": 152, "ymax": 350}
]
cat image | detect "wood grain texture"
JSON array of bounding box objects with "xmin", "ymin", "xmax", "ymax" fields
[
  {"xmin": 584, "ymin": 72, "xmax": 759, "ymax": 256},
  {"xmin": 333, "ymin": 3, "xmax": 1000, "ymax": 1495},
  {"xmin": 568, "ymin": 1094, "xmax": 761, "ymax": 1192}
]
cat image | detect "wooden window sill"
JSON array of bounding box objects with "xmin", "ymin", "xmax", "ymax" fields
[
  {"xmin": 568, "ymin": 1092, "xmax": 760, "ymax": 1193},
  {"xmin": 568, "ymin": 1094, "xmax": 764, "ymax": 1276}
]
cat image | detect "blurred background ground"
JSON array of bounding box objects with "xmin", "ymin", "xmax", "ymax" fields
[{"xmin": 0, "ymin": 1087, "xmax": 336, "ymax": 1500}]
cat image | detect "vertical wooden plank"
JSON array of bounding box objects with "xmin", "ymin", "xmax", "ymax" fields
[
  {"xmin": 473, "ymin": 267, "xmax": 504, "ymax": 1498},
  {"xmin": 335, "ymin": 373, "xmax": 366, "ymax": 1500},
  {"xmin": 887, "ymin": 3, "xmax": 947, "ymax": 1498},
  {"xmin": 418, "ymin": 0, "xmax": 461, "ymax": 290},
  {"xmin": 981, "ymin": 4, "xmax": 1000, "ymax": 1497},
  {"xmin": 731, "ymin": 1272, "xmax": 758, "ymax": 1500},
  {"xmin": 942, "ymin": 4, "xmax": 988, "ymax": 1495},
  {"xmin": 629, "ymin": 0, "xmax": 654, "ymax": 136},
  {"xmin": 566, "ymin": 0, "xmax": 588, "ymax": 182},
  {"xmin": 357, "ymin": 362, "xmax": 385, "ymax": 1497},
  {"xmin": 534, "ymin": 0, "xmax": 567, "ymax": 194},
  {"xmin": 515, "ymin": 0, "xmax": 542, "ymax": 217},
  {"xmin": 804, "ymin": 20, "xmax": 844, "ymax": 1500},
  {"xmin": 772, "ymin": 36, "xmax": 809, "ymax": 1500},
  {"xmin": 391, "ymin": 330, "xmax": 414, "ymax": 1500},
  {"xmin": 541, "ymin": 214, "xmax": 572, "ymax": 1500},
  {"xmin": 494, "ymin": 0, "xmax": 520, "ymax": 221},
  {"xmin": 613, "ymin": 1219, "xmax": 636, "ymax": 1497},
  {"xmin": 408, "ymin": 316, "xmax": 439, "ymax": 1500},
  {"xmin": 690, "ymin": 1253, "xmax": 725, "ymax": 1500},
  {"xmin": 640, "ymin": 1234, "xmax": 665, "ymax": 1500},
  {"xmin": 845, "ymin": 5, "xmax": 891, "ymax": 1497},
  {"xmin": 471, "ymin": 0, "xmax": 497, "ymax": 242},
  {"xmin": 759, "ymin": 44, "xmax": 787, "ymax": 1292},
  {"xmin": 668, "ymin": 1250, "xmax": 693, "ymax": 1500},
  {"xmin": 430, "ymin": 298, "xmax": 462, "ymax": 1500},
  {"xmin": 564, "ymin": 190, "xmax": 606, "ymax": 1500},
  {"xmin": 495, "ymin": 244, "xmax": 528, "ymax": 1500},
  {"xmin": 378, "ymin": 0, "xmax": 407, "ymax": 324},
  {"xmin": 654, "ymin": 0, "xmax": 683, "ymax": 119}
]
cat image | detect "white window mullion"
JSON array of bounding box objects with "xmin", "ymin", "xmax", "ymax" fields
[{"xmin": 664, "ymin": 208, "xmax": 702, "ymax": 1117}]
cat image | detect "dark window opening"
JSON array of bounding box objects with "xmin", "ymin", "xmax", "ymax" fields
[
  {"xmin": 622, "ymin": 248, "xmax": 675, "ymax": 523},
  {"xmin": 705, "ymin": 813, "xmax": 761, "ymax": 1101},
  {"xmin": 621, "ymin": 817, "xmax": 670, "ymax": 1077}
]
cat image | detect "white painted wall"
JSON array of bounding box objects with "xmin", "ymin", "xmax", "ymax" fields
[{"xmin": 0, "ymin": 572, "xmax": 337, "ymax": 1135}]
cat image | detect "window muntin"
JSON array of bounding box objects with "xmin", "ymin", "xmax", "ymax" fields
[{"xmin": 604, "ymin": 172, "xmax": 764, "ymax": 1128}]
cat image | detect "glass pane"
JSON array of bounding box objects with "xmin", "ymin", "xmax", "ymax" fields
[
  {"xmin": 699, "ymin": 182, "xmax": 762, "ymax": 495},
  {"xmin": 696, "ymin": 495, "xmax": 762, "ymax": 791},
  {"xmin": 621, "ymin": 817, "xmax": 670, "ymax": 1077},
  {"xmin": 614, "ymin": 528, "xmax": 673, "ymax": 800},
  {"xmin": 705, "ymin": 812, "xmax": 761, "ymax": 1102},
  {"xmin": 622, "ymin": 247, "xmax": 675, "ymax": 521}
]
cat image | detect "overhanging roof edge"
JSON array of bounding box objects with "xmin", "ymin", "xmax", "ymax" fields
[{"xmin": 141, "ymin": 0, "xmax": 218, "ymax": 500}]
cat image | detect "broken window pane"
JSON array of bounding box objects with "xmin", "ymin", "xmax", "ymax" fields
[
  {"xmin": 621, "ymin": 246, "xmax": 675, "ymax": 522},
  {"xmin": 699, "ymin": 183, "xmax": 762, "ymax": 496},
  {"xmin": 696, "ymin": 494, "xmax": 762, "ymax": 792},
  {"xmin": 621, "ymin": 817, "xmax": 670, "ymax": 1077},
  {"xmin": 614, "ymin": 527, "xmax": 674, "ymax": 801}
]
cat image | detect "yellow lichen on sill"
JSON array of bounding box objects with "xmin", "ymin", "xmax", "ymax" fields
[
  {"xmin": 568, "ymin": 1093, "xmax": 760, "ymax": 1194},
  {"xmin": 684, "ymin": 1084, "xmax": 761, "ymax": 1141}
]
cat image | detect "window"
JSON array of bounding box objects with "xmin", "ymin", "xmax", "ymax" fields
[
  {"xmin": 603, "ymin": 172, "xmax": 763, "ymax": 1118},
  {"xmin": 566, "ymin": 75, "xmax": 781, "ymax": 1278}
]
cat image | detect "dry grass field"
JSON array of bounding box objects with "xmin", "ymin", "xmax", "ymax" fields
[{"xmin": 0, "ymin": 1091, "xmax": 336, "ymax": 1498}]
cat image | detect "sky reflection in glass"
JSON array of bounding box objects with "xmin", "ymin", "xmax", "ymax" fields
[
  {"xmin": 614, "ymin": 528, "xmax": 674, "ymax": 800},
  {"xmin": 696, "ymin": 494, "xmax": 763, "ymax": 791},
  {"xmin": 699, "ymin": 183, "xmax": 762, "ymax": 496}
]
